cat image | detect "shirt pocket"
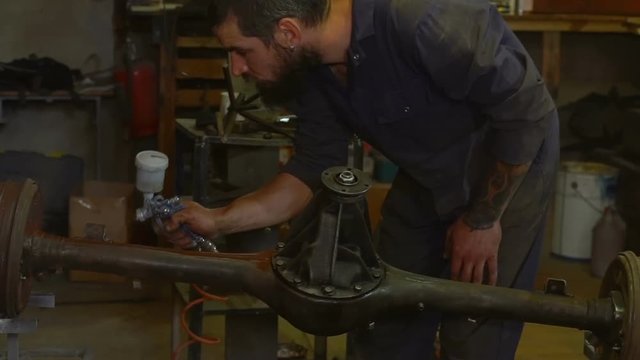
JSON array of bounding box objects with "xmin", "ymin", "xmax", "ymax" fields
[
  {"xmin": 377, "ymin": 79, "xmax": 430, "ymax": 125},
  {"xmin": 376, "ymin": 79, "xmax": 477, "ymax": 151}
]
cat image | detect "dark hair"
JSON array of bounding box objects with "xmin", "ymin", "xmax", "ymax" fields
[{"xmin": 208, "ymin": 0, "xmax": 330, "ymax": 43}]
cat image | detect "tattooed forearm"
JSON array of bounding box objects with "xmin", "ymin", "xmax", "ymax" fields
[{"xmin": 463, "ymin": 160, "xmax": 531, "ymax": 230}]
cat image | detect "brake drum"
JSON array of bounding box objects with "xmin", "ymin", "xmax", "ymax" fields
[
  {"xmin": 598, "ymin": 251, "xmax": 640, "ymax": 359},
  {"xmin": 0, "ymin": 180, "xmax": 41, "ymax": 318}
]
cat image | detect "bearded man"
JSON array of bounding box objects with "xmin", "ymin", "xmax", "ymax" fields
[{"xmin": 166, "ymin": 0, "xmax": 559, "ymax": 358}]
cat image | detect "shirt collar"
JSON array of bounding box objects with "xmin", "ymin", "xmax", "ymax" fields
[{"xmin": 348, "ymin": 0, "xmax": 375, "ymax": 66}]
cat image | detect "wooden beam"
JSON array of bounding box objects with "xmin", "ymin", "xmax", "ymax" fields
[
  {"xmin": 176, "ymin": 37, "xmax": 223, "ymax": 49},
  {"xmin": 542, "ymin": 31, "xmax": 562, "ymax": 99},
  {"xmin": 176, "ymin": 59, "xmax": 226, "ymax": 80},
  {"xmin": 506, "ymin": 14, "xmax": 640, "ymax": 33},
  {"xmin": 157, "ymin": 16, "xmax": 178, "ymax": 197},
  {"xmin": 175, "ymin": 89, "xmax": 222, "ymax": 108}
]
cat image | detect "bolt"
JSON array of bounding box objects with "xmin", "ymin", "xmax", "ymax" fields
[
  {"xmin": 336, "ymin": 170, "xmax": 358, "ymax": 186},
  {"xmin": 417, "ymin": 302, "xmax": 425, "ymax": 312},
  {"xmin": 276, "ymin": 242, "xmax": 285, "ymax": 249},
  {"xmin": 371, "ymin": 269, "xmax": 381, "ymax": 278},
  {"xmin": 20, "ymin": 274, "xmax": 27, "ymax": 280},
  {"xmin": 276, "ymin": 259, "xmax": 285, "ymax": 267},
  {"xmin": 322, "ymin": 286, "xmax": 335, "ymax": 295},
  {"xmin": 353, "ymin": 284, "xmax": 363, "ymax": 292},
  {"xmin": 294, "ymin": 277, "xmax": 302, "ymax": 285}
]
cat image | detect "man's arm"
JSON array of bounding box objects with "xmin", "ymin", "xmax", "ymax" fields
[
  {"xmin": 462, "ymin": 161, "xmax": 531, "ymax": 231},
  {"xmin": 402, "ymin": 1, "xmax": 555, "ymax": 285},
  {"xmin": 445, "ymin": 160, "xmax": 530, "ymax": 285},
  {"xmin": 165, "ymin": 173, "xmax": 312, "ymax": 247}
]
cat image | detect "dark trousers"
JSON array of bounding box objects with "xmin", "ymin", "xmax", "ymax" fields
[{"xmin": 349, "ymin": 150, "xmax": 556, "ymax": 360}]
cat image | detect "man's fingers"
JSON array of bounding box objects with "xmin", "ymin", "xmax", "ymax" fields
[
  {"xmin": 450, "ymin": 256, "xmax": 462, "ymax": 281},
  {"xmin": 165, "ymin": 211, "xmax": 189, "ymax": 232},
  {"xmin": 487, "ymin": 257, "xmax": 498, "ymax": 286},
  {"xmin": 473, "ymin": 260, "xmax": 485, "ymax": 284},
  {"xmin": 460, "ymin": 262, "xmax": 474, "ymax": 283}
]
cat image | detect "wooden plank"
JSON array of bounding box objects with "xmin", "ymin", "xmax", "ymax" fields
[
  {"xmin": 176, "ymin": 89, "xmax": 222, "ymax": 108},
  {"xmin": 505, "ymin": 14, "xmax": 640, "ymax": 33},
  {"xmin": 176, "ymin": 36, "xmax": 223, "ymax": 49},
  {"xmin": 158, "ymin": 15, "xmax": 178, "ymax": 197},
  {"xmin": 542, "ymin": 31, "xmax": 561, "ymax": 100},
  {"xmin": 176, "ymin": 59, "xmax": 226, "ymax": 79}
]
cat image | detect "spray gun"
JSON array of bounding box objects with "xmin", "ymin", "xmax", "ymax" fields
[{"xmin": 134, "ymin": 150, "xmax": 217, "ymax": 252}]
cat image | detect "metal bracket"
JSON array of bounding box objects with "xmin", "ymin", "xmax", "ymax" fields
[{"xmin": 544, "ymin": 278, "xmax": 572, "ymax": 297}]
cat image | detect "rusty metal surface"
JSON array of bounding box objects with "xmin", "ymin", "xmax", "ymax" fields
[
  {"xmin": 599, "ymin": 252, "xmax": 640, "ymax": 359},
  {"xmin": 0, "ymin": 180, "xmax": 41, "ymax": 318},
  {"xmin": 0, "ymin": 181, "xmax": 19, "ymax": 317},
  {"xmin": 0, "ymin": 179, "xmax": 635, "ymax": 357},
  {"xmin": 22, "ymin": 232, "xmax": 616, "ymax": 336}
]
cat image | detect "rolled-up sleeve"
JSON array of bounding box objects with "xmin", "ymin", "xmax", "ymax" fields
[
  {"xmin": 411, "ymin": 2, "xmax": 555, "ymax": 164},
  {"xmin": 281, "ymin": 80, "xmax": 352, "ymax": 190}
]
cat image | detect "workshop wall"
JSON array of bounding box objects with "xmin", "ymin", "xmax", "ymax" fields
[
  {"xmin": 0, "ymin": 0, "xmax": 129, "ymax": 182},
  {"xmin": 0, "ymin": 0, "xmax": 113, "ymax": 69}
]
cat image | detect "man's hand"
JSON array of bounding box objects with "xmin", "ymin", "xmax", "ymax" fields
[
  {"xmin": 163, "ymin": 201, "xmax": 222, "ymax": 249},
  {"xmin": 446, "ymin": 216, "xmax": 501, "ymax": 285}
]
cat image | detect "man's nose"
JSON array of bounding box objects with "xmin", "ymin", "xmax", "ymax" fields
[{"xmin": 230, "ymin": 53, "xmax": 248, "ymax": 76}]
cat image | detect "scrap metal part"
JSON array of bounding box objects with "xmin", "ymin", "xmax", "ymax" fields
[{"xmin": 0, "ymin": 178, "xmax": 638, "ymax": 358}]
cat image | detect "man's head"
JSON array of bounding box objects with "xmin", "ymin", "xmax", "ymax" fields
[
  {"xmin": 209, "ymin": 0, "xmax": 330, "ymax": 105},
  {"xmin": 208, "ymin": 0, "xmax": 329, "ymax": 44}
]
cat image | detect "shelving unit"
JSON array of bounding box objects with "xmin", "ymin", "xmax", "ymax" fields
[{"xmin": 504, "ymin": 14, "xmax": 640, "ymax": 98}]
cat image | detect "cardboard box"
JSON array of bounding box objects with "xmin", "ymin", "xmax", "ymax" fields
[{"xmin": 68, "ymin": 181, "xmax": 135, "ymax": 282}]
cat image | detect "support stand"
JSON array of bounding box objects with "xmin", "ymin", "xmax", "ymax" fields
[{"xmin": 0, "ymin": 293, "xmax": 91, "ymax": 360}]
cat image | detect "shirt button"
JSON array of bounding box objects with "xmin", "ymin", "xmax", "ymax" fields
[
  {"xmin": 352, "ymin": 53, "xmax": 360, "ymax": 64},
  {"xmin": 402, "ymin": 106, "xmax": 411, "ymax": 113}
]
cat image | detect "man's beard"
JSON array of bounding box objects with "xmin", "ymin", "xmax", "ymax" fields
[{"xmin": 253, "ymin": 47, "xmax": 322, "ymax": 107}]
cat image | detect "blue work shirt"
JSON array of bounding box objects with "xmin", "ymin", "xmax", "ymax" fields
[{"xmin": 283, "ymin": 0, "xmax": 558, "ymax": 215}]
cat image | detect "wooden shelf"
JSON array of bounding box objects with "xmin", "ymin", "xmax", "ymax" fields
[
  {"xmin": 176, "ymin": 36, "xmax": 223, "ymax": 49},
  {"xmin": 505, "ymin": 13, "xmax": 640, "ymax": 34}
]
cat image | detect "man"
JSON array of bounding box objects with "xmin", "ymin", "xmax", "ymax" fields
[{"xmin": 166, "ymin": 0, "xmax": 559, "ymax": 358}]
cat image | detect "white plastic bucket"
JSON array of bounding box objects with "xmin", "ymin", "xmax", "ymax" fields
[
  {"xmin": 551, "ymin": 162, "xmax": 619, "ymax": 259},
  {"xmin": 135, "ymin": 150, "xmax": 169, "ymax": 194}
]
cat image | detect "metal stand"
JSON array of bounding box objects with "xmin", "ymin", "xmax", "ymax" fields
[
  {"xmin": 174, "ymin": 118, "xmax": 291, "ymax": 360},
  {"xmin": 0, "ymin": 292, "xmax": 91, "ymax": 360}
]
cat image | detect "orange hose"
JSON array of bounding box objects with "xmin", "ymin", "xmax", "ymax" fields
[{"xmin": 171, "ymin": 285, "xmax": 228, "ymax": 360}]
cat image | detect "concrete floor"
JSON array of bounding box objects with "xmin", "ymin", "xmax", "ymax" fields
[{"xmin": 0, "ymin": 243, "xmax": 603, "ymax": 360}]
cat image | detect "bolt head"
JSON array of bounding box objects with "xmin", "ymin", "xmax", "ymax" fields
[
  {"xmin": 353, "ymin": 284, "xmax": 363, "ymax": 292},
  {"xmin": 322, "ymin": 285, "xmax": 335, "ymax": 295},
  {"xmin": 276, "ymin": 259, "xmax": 285, "ymax": 267}
]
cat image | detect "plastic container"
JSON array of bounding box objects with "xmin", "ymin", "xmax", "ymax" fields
[
  {"xmin": 135, "ymin": 151, "xmax": 169, "ymax": 194},
  {"xmin": 551, "ymin": 162, "xmax": 619, "ymax": 260}
]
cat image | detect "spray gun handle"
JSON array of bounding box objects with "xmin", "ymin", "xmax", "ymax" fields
[{"xmin": 136, "ymin": 195, "xmax": 217, "ymax": 252}]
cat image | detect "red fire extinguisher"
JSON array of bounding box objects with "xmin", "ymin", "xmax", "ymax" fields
[
  {"xmin": 115, "ymin": 38, "xmax": 159, "ymax": 139},
  {"xmin": 129, "ymin": 60, "xmax": 159, "ymax": 138}
]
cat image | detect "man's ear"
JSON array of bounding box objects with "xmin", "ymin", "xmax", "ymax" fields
[{"xmin": 273, "ymin": 17, "xmax": 303, "ymax": 50}]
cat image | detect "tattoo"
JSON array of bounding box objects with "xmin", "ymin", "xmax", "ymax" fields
[{"xmin": 463, "ymin": 160, "xmax": 531, "ymax": 230}]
